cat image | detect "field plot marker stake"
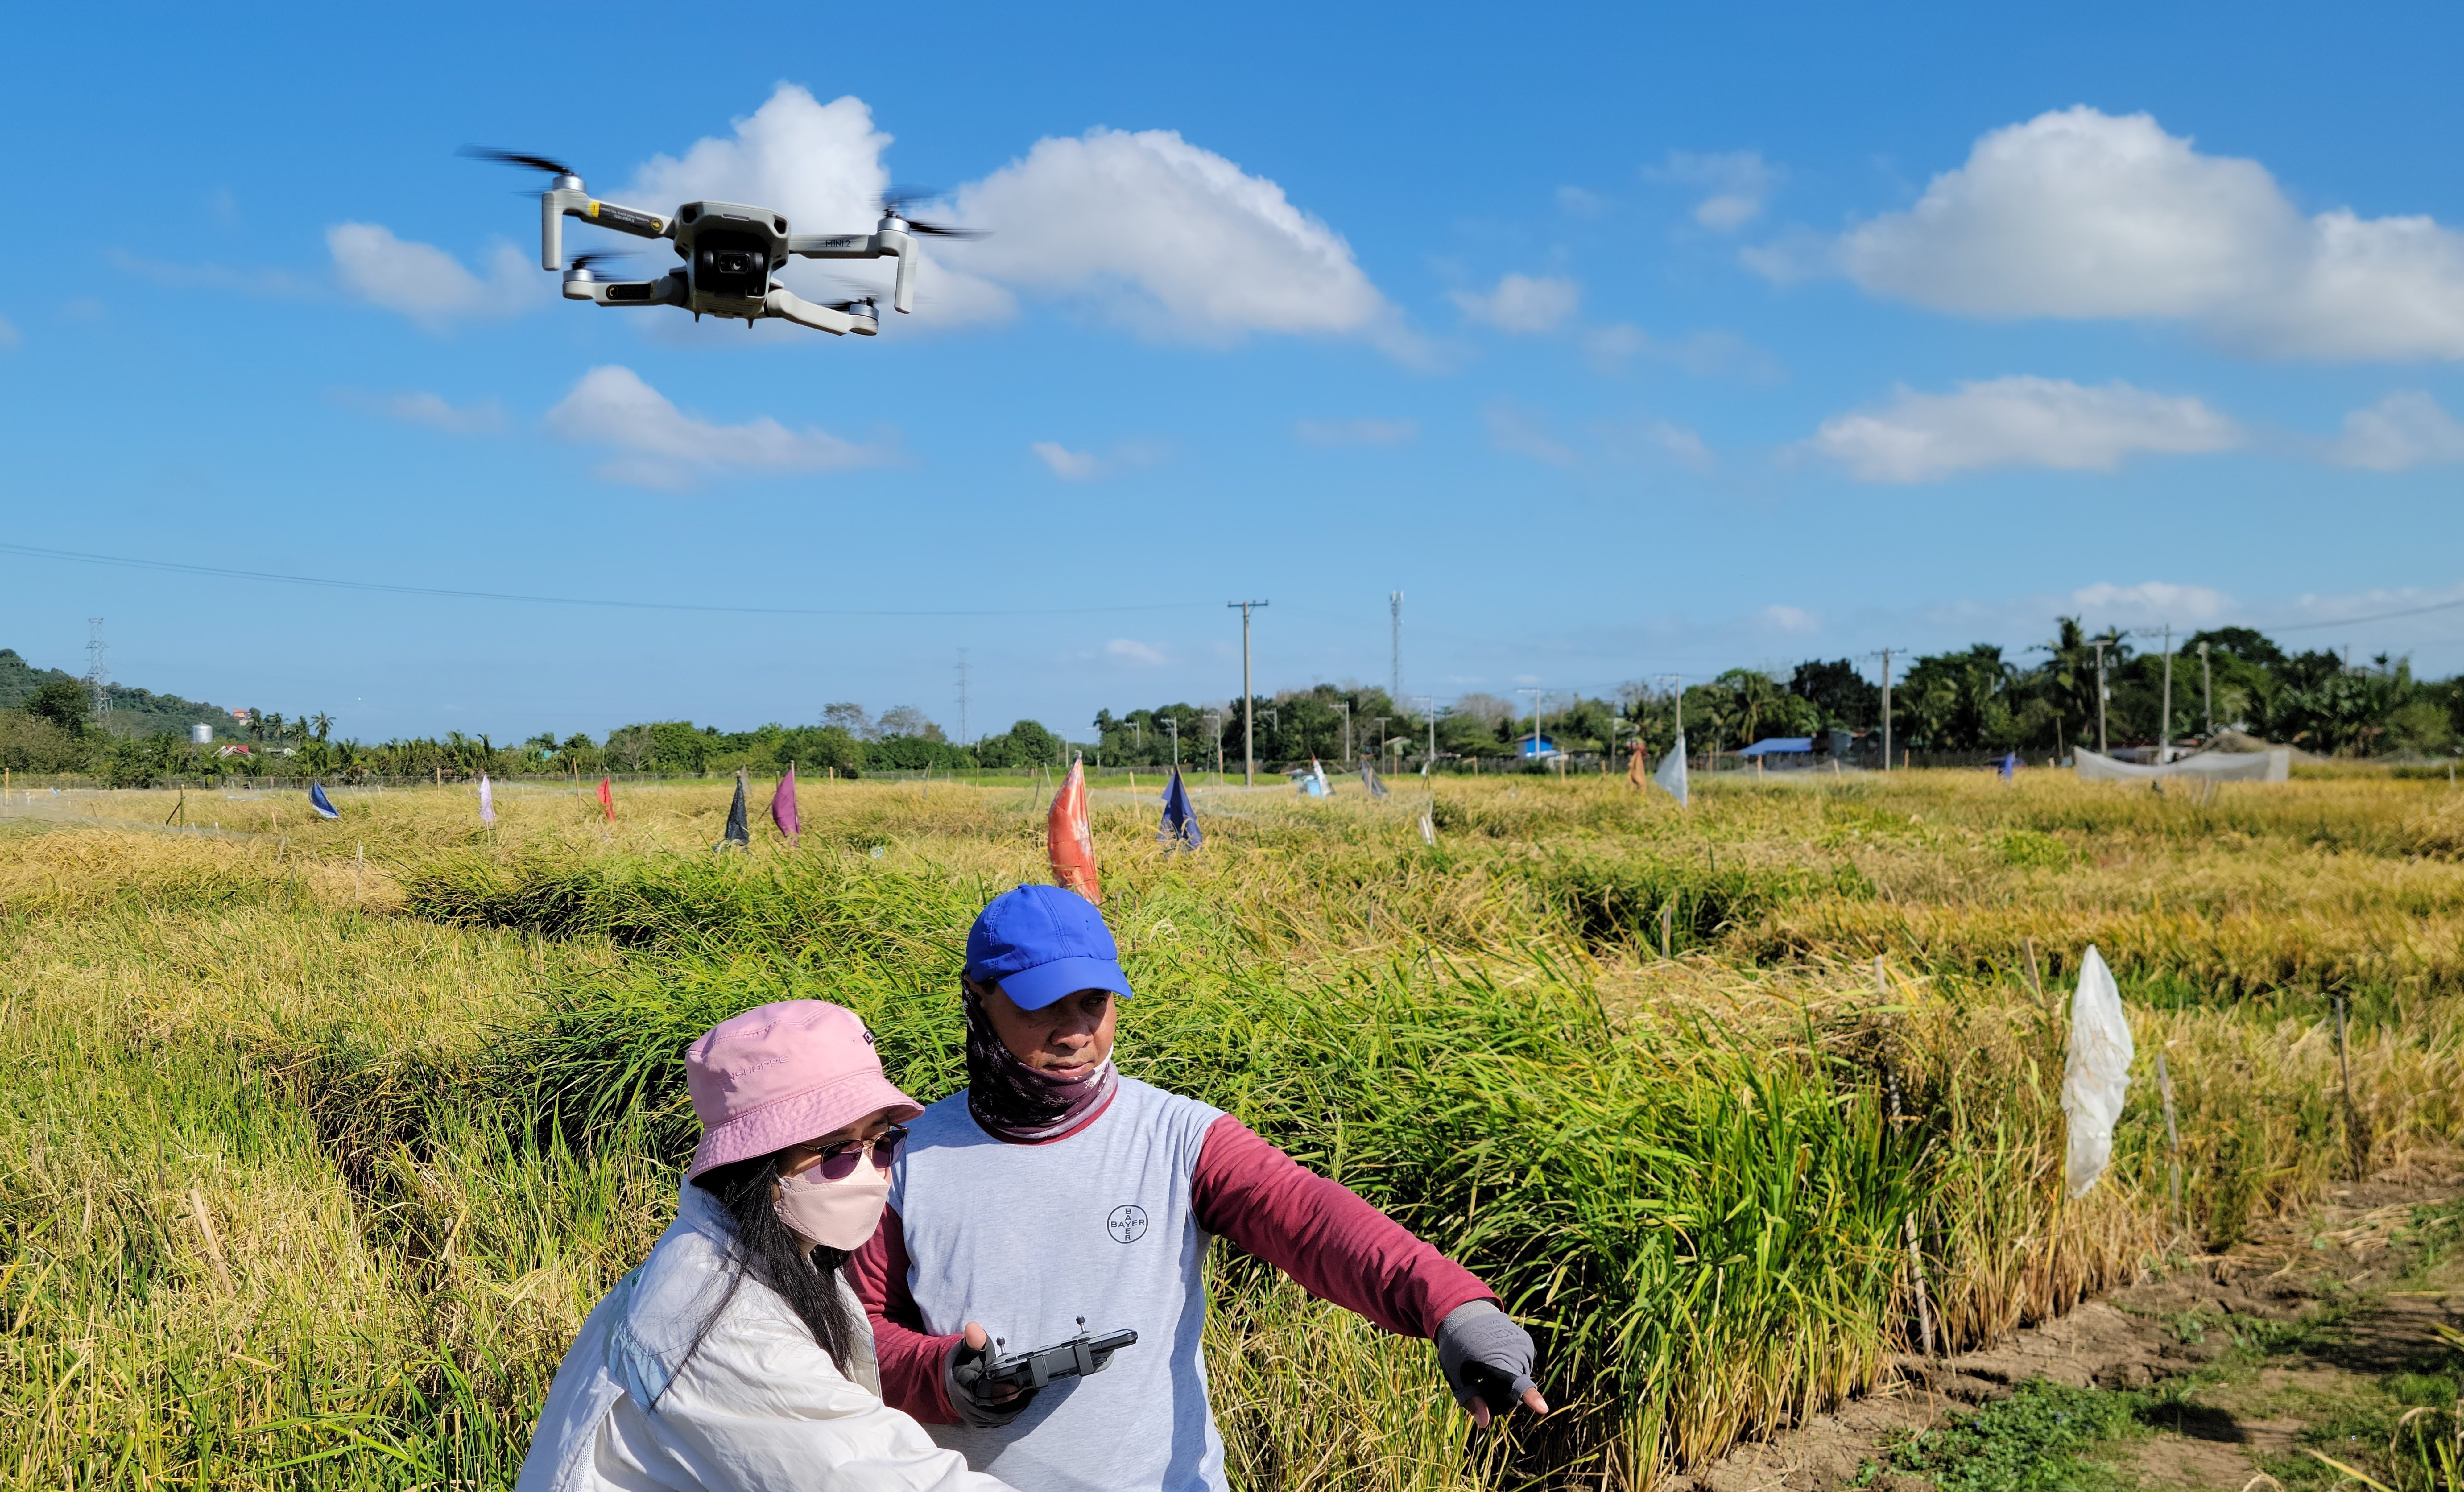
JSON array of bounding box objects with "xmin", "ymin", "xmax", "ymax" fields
[
  {"xmin": 2156, "ymin": 1050, "xmax": 2183, "ymax": 1235},
  {"xmin": 1659, "ymin": 903, "xmax": 1672, "ymax": 960},
  {"xmin": 2333, "ymin": 995, "xmax": 2362, "ymax": 1181}
]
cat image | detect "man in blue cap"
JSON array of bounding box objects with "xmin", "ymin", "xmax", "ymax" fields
[{"xmin": 847, "ymin": 884, "xmax": 1545, "ymax": 1492}]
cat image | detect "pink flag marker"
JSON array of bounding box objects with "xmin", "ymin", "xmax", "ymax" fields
[
  {"xmin": 771, "ymin": 764, "xmax": 801, "ymax": 841},
  {"xmin": 479, "ymin": 772, "xmax": 496, "ymax": 825}
]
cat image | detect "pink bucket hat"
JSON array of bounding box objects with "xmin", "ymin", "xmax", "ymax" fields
[{"xmin": 684, "ymin": 1000, "xmax": 923, "ymax": 1180}]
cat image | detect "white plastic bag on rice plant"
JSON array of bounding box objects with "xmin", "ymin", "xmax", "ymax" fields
[{"xmin": 2062, "ymin": 945, "xmax": 2135, "ymax": 1197}]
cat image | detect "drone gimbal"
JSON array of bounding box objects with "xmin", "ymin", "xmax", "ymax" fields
[{"xmin": 468, "ymin": 149, "xmax": 977, "ymax": 336}]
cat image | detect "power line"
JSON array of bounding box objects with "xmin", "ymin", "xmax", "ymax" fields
[{"xmin": 0, "ymin": 541, "xmax": 1214, "ymax": 620}]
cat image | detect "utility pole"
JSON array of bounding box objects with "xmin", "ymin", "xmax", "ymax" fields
[
  {"xmin": 1166, "ymin": 717, "xmax": 1179, "ymax": 769},
  {"xmin": 954, "ymin": 649, "xmax": 970, "ymax": 746},
  {"xmin": 1516, "ymin": 687, "xmax": 1544, "ymax": 760},
  {"xmin": 1880, "ymin": 650, "xmax": 1893, "ymax": 773},
  {"xmin": 1370, "ymin": 716, "xmax": 1389, "ymax": 761},
  {"xmin": 1227, "ymin": 600, "xmax": 1268, "ymax": 785},
  {"xmin": 2092, "ymin": 638, "xmax": 2110, "ymax": 754},
  {"xmin": 1340, "ymin": 699, "xmax": 1352, "ymax": 762},
  {"xmin": 2199, "ymin": 642, "xmax": 2212, "ymax": 739},
  {"xmin": 2158, "ymin": 624, "xmax": 2174, "ymax": 762},
  {"xmin": 85, "ymin": 618, "xmax": 110, "ymax": 725},
  {"xmin": 1205, "ymin": 711, "xmax": 1224, "ymax": 778},
  {"xmin": 1389, "ymin": 591, "xmax": 1403, "ymax": 706},
  {"xmin": 1418, "ymin": 696, "xmax": 1438, "ymax": 767}
]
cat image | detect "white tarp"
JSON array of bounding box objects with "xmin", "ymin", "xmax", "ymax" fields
[
  {"xmin": 2075, "ymin": 747, "xmax": 2290, "ymax": 783},
  {"xmin": 1654, "ymin": 730, "xmax": 1689, "ymax": 808},
  {"xmin": 2061, "ymin": 945, "xmax": 2135, "ymax": 1198}
]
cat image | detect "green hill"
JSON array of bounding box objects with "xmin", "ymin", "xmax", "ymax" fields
[{"xmin": 0, "ymin": 649, "xmax": 225, "ymax": 738}]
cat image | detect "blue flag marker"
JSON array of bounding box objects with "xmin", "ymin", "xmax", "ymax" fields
[
  {"xmin": 308, "ymin": 782, "xmax": 341, "ymax": 820},
  {"xmin": 1158, "ymin": 767, "xmax": 1201, "ymax": 852},
  {"xmin": 1997, "ymin": 751, "xmax": 2020, "ymax": 779}
]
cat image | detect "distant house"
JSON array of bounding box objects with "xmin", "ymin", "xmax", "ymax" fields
[
  {"xmin": 1739, "ymin": 737, "xmax": 1814, "ymax": 759},
  {"xmin": 1739, "ymin": 731, "xmax": 1857, "ymax": 768},
  {"xmin": 1517, "ymin": 735, "xmax": 1563, "ymax": 760}
]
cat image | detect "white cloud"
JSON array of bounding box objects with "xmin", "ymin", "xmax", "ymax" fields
[
  {"xmin": 1556, "ymin": 185, "xmax": 1605, "ymax": 218},
  {"xmin": 1295, "ymin": 417, "xmax": 1417, "ymax": 447},
  {"xmin": 950, "ymin": 126, "xmax": 1399, "ymax": 347},
  {"xmin": 1636, "ymin": 418, "xmax": 1716, "ymax": 473},
  {"xmin": 1450, "ymin": 273, "xmax": 1579, "ymax": 333},
  {"xmin": 1585, "ymin": 322, "xmax": 1781, "ymax": 381},
  {"xmin": 616, "ymin": 85, "xmax": 1406, "ymax": 351},
  {"xmin": 1807, "ymin": 376, "xmax": 2240, "ymax": 483},
  {"xmin": 2329, "ymin": 391, "xmax": 2464, "ymax": 471},
  {"xmin": 1646, "ymin": 150, "xmax": 1780, "ymax": 231},
  {"xmin": 334, "ymin": 389, "xmax": 506, "ymax": 435},
  {"xmin": 545, "ymin": 366, "xmax": 892, "ymax": 489},
  {"xmin": 1484, "ymin": 400, "xmax": 1577, "ymax": 467},
  {"xmin": 2069, "ymin": 581, "xmax": 2229, "ymax": 623},
  {"xmin": 1105, "ymin": 639, "xmax": 1169, "ymax": 665},
  {"xmin": 1030, "ymin": 440, "xmax": 1162, "ymax": 481},
  {"xmin": 108, "ymin": 250, "xmax": 323, "ymax": 300},
  {"xmin": 0, "ymin": 315, "xmax": 18, "ymax": 351},
  {"xmin": 1759, "ymin": 605, "xmax": 1819, "ymax": 634},
  {"xmin": 1796, "ymin": 107, "xmax": 2464, "ymax": 361},
  {"xmin": 327, "ymin": 224, "xmax": 537, "ymax": 327}
]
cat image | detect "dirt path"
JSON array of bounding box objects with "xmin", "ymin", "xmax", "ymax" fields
[{"xmin": 1684, "ymin": 1167, "xmax": 2464, "ymax": 1491}]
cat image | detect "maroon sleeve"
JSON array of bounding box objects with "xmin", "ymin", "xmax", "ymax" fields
[
  {"xmin": 1189, "ymin": 1114, "xmax": 1495, "ymax": 1338},
  {"xmin": 844, "ymin": 1204, "xmax": 962, "ymax": 1424}
]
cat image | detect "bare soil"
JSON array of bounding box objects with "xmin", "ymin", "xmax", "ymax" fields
[{"xmin": 1681, "ymin": 1164, "xmax": 2464, "ymax": 1491}]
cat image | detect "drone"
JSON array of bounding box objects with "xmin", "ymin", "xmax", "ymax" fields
[{"xmin": 466, "ymin": 148, "xmax": 978, "ymax": 336}]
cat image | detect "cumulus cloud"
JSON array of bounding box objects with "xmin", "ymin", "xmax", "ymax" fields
[
  {"xmin": 1784, "ymin": 107, "xmax": 2464, "ymax": 361},
  {"xmin": 1633, "ymin": 418, "xmax": 1716, "ymax": 472},
  {"xmin": 327, "ymin": 224, "xmax": 537, "ymax": 327},
  {"xmin": 1759, "ymin": 605, "xmax": 1819, "ymax": 634},
  {"xmin": 1807, "ymin": 376, "xmax": 2240, "ymax": 483},
  {"xmin": 1485, "ymin": 400, "xmax": 1577, "ymax": 467},
  {"xmin": 1105, "ymin": 639, "xmax": 1169, "ymax": 665},
  {"xmin": 1646, "ymin": 150, "xmax": 1781, "ymax": 231},
  {"xmin": 614, "ymin": 85, "xmax": 1406, "ymax": 350},
  {"xmin": 951, "ymin": 126, "xmax": 1399, "ymax": 346},
  {"xmin": 2329, "ymin": 391, "xmax": 2464, "ymax": 471},
  {"xmin": 1295, "ymin": 417, "xmax": 1417, "ymax": 447},
  {"xmin": 545, "ymin": 365, "xmax": 892, "ymax": 490},
  {"xmin": 1449, "ymin": 273, "xmax": 1579, "ymax": 333},
  {"xmin": 1030, "ymin": 440, "xmax": 1163, "ymax": 481},
  {"xmin": 334, "ymin": 389, "xmax": 506, "ymax": 435}
]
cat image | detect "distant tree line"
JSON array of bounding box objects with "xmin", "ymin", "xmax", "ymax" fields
[{"xmin": 7, "ymin": 619, "xmax": 2462, "ymax": 787}]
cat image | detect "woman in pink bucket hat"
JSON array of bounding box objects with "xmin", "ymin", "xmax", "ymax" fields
[{"xmin": 519, "ymin": 1000, "xmax": 1021, "ymax": 1492}]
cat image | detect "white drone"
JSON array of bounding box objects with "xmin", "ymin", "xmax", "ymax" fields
[{"xmin": 467, "ymin": 148, "xmax": 978, "ymax": 336}]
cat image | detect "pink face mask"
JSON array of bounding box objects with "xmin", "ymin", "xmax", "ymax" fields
[{"xmin": 773, "ymin": 1160, "xmax": 891, "ymax": 1251}]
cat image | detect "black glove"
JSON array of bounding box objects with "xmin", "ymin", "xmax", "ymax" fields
[
  {"xmin": 1434, "ymin": 1300, "xmax": 1537, "ymax": 1417},
  {"xmin": 946, "ymin": 1333, "xmax": 1035, "ymax": 1428}
]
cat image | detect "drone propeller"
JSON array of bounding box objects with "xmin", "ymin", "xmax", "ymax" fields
[
  {"xmin": 566, "ymin": 250, "xmax": 636, "ymax": 276},
  {"xmin": 879, "ymin": 186, "xmax": 985, "ymax": 239},
  {"xmin": 461, "ymin": 146, "xmax": 581, "ymax": 178}
]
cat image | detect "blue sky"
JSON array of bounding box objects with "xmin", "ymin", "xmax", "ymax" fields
[{"xmin": 6, "ymin": 2, "xmax": 2463, "ymax": 743}]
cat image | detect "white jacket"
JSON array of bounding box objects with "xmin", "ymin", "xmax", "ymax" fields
[{"xmin": 518, "ymin": 1182, "xmax": 1013, "ymax": 1492}]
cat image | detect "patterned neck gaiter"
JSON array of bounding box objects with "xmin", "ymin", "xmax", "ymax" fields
[{"xmin": 962, "ymin": 985, "xmax": 1117, "ymax": 1144}]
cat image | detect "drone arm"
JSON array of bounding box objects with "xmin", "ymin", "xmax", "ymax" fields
[
  {"xmin": 540, "ymin": 186, "xmax": 670, "ymax": 271},
  {"xmin": 762, "ymin": 287, "xmax": 874, "ymax": 336},
  {"xmin": 564, "ymin": 271, "xmax": 687, "ymax": 308},
  {"xmin": 786, "ymin": 228, "xmax": 917, "ymax": 314}
]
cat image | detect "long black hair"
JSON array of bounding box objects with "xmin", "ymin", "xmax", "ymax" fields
[{"xmin": 670, "ymin": 1151, "xmax": 864, "ymax": 1392}]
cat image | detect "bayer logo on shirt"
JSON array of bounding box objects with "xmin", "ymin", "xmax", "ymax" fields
[{"xmin": 1106, "ymin": 1204, "xmax": 1150, "ymax": 1243}]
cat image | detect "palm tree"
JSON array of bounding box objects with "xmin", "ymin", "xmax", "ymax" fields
[{"xmin": 311, "ymin": 713, "xmax": 333, "ymax": 743}]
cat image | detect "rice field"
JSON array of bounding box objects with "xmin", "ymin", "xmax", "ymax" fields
[{"xmin": 2, "ymin": 769, "xmax": 2460, "ymax": 1488}]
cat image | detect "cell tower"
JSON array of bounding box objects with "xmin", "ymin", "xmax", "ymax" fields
[{"xmin": 85, "ymin": 618, "xmax": 110, "ymax": 724}]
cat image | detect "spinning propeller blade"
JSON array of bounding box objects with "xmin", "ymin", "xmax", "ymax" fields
[
  {"xmin": 880, "ymin": 186, "xmax": 985, "ymax": 239},
  {"xmin": 461, "ymin": 146, "xmax": 581, "ymax": 177},
  {"xmin": 565, "ymin": 250, "xmax": 636, "ymax": 277}
]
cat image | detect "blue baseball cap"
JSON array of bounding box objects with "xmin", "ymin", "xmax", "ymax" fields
[{"xmin": 964, "ymin": 885, "xmax": 1134, "ymax": 1012}]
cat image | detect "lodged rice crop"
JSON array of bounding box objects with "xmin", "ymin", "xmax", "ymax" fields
[{"xmin": 1, "ymin": 770, "xmax": 2460, "ymax": 1488}]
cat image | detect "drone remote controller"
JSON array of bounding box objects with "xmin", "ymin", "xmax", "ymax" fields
[
  {"xmin": 962, "ymin": 1318, "xmax": 1137, "ymax": 1408},
  {"xmin": 463, "ymin": 148, "xmax": 982, "ymax": 338}
]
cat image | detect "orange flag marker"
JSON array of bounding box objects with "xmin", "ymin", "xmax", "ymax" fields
[{"xmin": 1048, "ymin": 755, "xmax": 1102, "ymax": 904}]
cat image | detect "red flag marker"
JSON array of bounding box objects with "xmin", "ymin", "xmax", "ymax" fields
[
  {"xmin": 1048, "ymin": 756, "xmax": 1101, "ymax": 904},
  {"xmin": 597, "ymin": 777, "xmax": 615, "ymax": 822}
]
